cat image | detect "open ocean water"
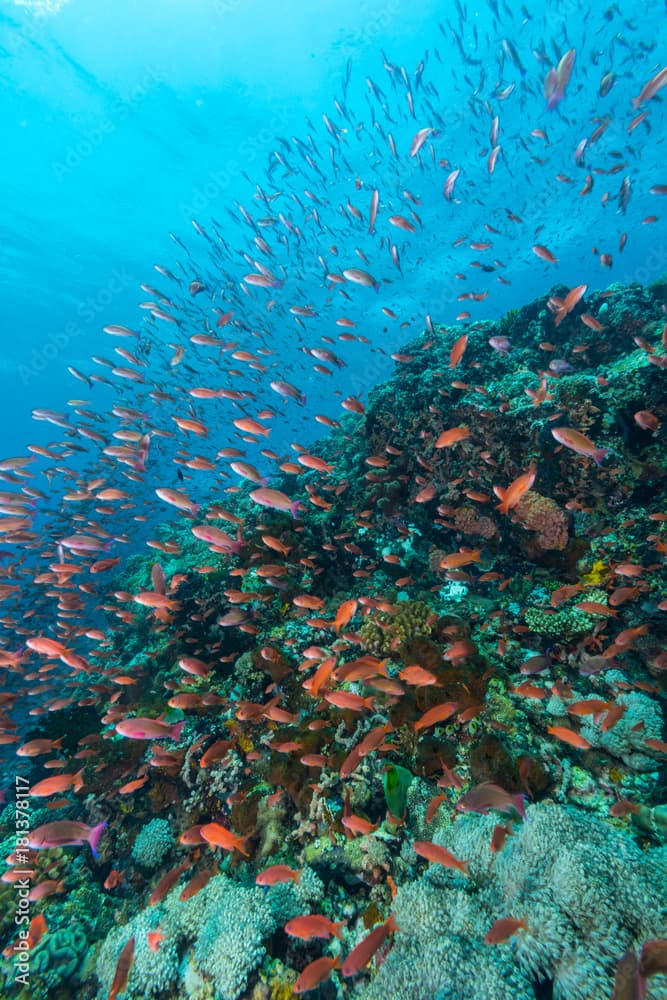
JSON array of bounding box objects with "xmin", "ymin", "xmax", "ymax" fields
[{"xmin": 0, "ymin": 1, "xmax": 666, "ymax": 998}]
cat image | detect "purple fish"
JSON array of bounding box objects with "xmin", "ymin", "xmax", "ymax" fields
[
  {"xmin": 548, "ymin": 359, "xmax": 574, "ymax": 375},
  {"xmin": 456, "ymin": 782, "xmax": 526, "ymax": 820},
  {"xmin": 488, "ymin": 336, "xmax": 512, "ymax": 355}
]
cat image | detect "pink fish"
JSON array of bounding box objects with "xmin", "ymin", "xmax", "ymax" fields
[
  {"xmin": 544, "ymin": 49, "xmax": 576, "ymax": 109},
  {"xmin": 249, "ymin": 488, "xmax": 301, "ymax": 518},
  {"xmin": 115, "ymin": 718, "xmax": 185, "ymax": 741},
  {"xmin": 551, "ymin": 427, "xmax": 610, "ymax": 465},
  {"xmin": 456, "ymin": 782, "xmax": 526, "ymax": 820},
  {"xmin": 28, "ymin": 820, "xmax": 107, "ymax": 855},
  {"xmin": 269, "ymin": 380, "xmax": 306, "ymax": 405},
  {"xmin": 488, "ymin": 336, "xmax": 512, "ymax": 355}
]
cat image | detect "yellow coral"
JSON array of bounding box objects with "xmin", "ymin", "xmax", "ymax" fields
[
  {"xmin": 581, "ymin": 560, "xmax": 607, "ymax": 586},
  {"xmin": 238, "ymin": 734, "xmax": 255, "ymax": 754},
  {"xmin": 270, "ymin": 983, "xmax": 297, "ymax": 1000},
  {"xmin": 266, "ymin": 962, "xmax": 298, "ymax": 1000}
]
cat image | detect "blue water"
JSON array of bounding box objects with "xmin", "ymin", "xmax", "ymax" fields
[
  {"xmin": 1, "ymin": 4, "xmax": 666, "ymax": 997},
  {"xmin": 2, "ymin": 0, "xmax": 664, "ymax": 453}
]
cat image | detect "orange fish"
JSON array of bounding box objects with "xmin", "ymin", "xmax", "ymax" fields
[
  {"xmin": 232, "ymin": 417, "xmax": 270, "ymax": 437},
  {"xmin": 333, "ymin": 598, "xmax": 358, "ymax": 632},
  {"xmin": 414, "ymin": 701, "xmax": 459, "ymax": 732},
  {"xmin": 412, "ymin": 840, "xmax": 469, "ymax": 875},
  {"xmin": 399, "ymin": 664, "xmax": 439, "ymax": 686},
  {"xmin": 27, "ymin": 879, "xmax": 65, "ymax": 901},
  {"xmin": 574, "ymin": 601, "xmax": 616, "ymax": 617},
  {"xmin": 199, "ymin": 823, "xmax": 251, "ymax": 856},
  {"xmin": 149, "ymin": 861, "xmax": 188, "ymax": 905},
  {"xmin": 294, "ymin": 955, "xmax": 341, "ymax": 994},
  {"xmin": 547, "ymin": 726, "xmax": 591, "ymax": 750},
  {"xmin": 490, "ymin": 823, "xmax": 512, "ymax": 853},
  {"xmin": 104, "ymin": 870, "xmax": 123, "ymax": 891},
  {"xmin": 342, "ymin": 813, "xmax": 379, "ymax": 837},
  {"xmin": 179, "ymin": 867, "xmax": 217, "ymax": 901},
  {"xmin": 284, "ymin": 914, "xmax": 345, "ymax": 941},
  {"xmin": 147, "ymin": 930, "xmax": 164, "ymax": 953},
  {"xmin": 449, "ymin": 334, "xmax": 468, "ymax": 368},
  {"xmin": 426, "ymin": 794, "xmax": 447, "ymax": 824},
  {"xmin": 29, "ymin": 769, "xmax": 84, "ymax": 797},
  {"xmin": 551, "ymin": 583, "xmax": 583, "ymax": 606},
  {"xmin": 324, "ymin": 691, "xmax": 374, "ymax": 712},
  {"xmin": 109, "ymin": 936, "xmax": 135, "ymax": 1000},
  {"xmin": 342, "ymin": 916, "xmax": 398, "ymax": 977},
  {"xmin": 532, "ymin": 244, "xmax": 558, "ymax": 263},
  {"xmin": 551, "ymin": 427, "xmax": 610, "ymax": 465},
  {"xmin": 435, "ymin": 426, "xmax": 470, "ymax": 448},
  {"xmin": 485, "ymin": 916, "xmax": 528, "ymax": 945},
  {"xmin": 495, "ymin": 469, "xmax": 536, "ymax": 514},
  {"xmin": 255, "ymin": 865, "xmax": 301, "ymax": 886}
]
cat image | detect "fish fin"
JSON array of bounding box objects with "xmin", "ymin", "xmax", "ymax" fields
[
  {"xmin": 170, "ymin": 721, "xmax": 185, "ymax": 741},
  {"xmin": 88, "ymin": 821, "xmax": 107, "ymax": 857}
]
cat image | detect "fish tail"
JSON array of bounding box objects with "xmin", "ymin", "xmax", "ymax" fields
[
  {"xmin": 238, "ymin": 834, "xmax": 253, "ymax": 856},
  {"xmin": 512, "ymin": 793, "xmax": 527, "ymax": 820},
  {"xmin": 592, "ymin": 448, "xmax": 611, "ymax": 466},
  {"xmin": 170, "ymin": 721, "xmax": 185, "ymax": 741},
  {"xmin": 88, "ymin": 821, "xmax": 107, "ymax": 857},
  {"xmin": 232, "ymin": 527, "xmax": 245, "ymax": 554},
  {"xmin": 290, "ymin": 500, "xmax": 302, "ymax": 519}
]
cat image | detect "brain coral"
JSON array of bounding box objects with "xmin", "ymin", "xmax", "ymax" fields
[{"xmin": 360, "ymin": 802, "xmax": 667, "ymax": 1000}]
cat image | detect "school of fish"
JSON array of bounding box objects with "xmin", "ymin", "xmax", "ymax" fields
[{"xmin": 0, "ymin": 0, "xmax": 666, "ymax": 996}]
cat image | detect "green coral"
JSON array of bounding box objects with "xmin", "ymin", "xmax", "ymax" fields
[
  {"xmin": 2, "ymin": 922, "xmax": 90, "ymax": 998},
  {"xmin": 632, "ymin": 803, "xmax": 667, "ymax": 843}
]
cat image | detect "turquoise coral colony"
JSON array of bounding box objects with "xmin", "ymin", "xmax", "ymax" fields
[{"xmin": 1, "ymin": 7, "xmax": 667, "ymax": 1000}]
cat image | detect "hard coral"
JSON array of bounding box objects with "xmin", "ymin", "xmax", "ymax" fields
[
  {"xmin": 362, "ymin": 802, "xmax": 666, "ymax": 1000},
  {"xmin": 359, "ymin": 601, "xmax": 435, "ymax": 655},
  {"xmin": 131, "ymin": 818, "xmax": 173, "ymax": 870},
  {"xmin": 513, "ymin": 490, "xmax": 569, "ymax": 552},
  {"xmin": 452, "ymin": 506, "xmax": 498, "ymax": 540}
]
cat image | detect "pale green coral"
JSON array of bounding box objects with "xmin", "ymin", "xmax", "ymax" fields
[
  {"xmin": 524, "ymin": 589, "xmax": 608, "ymax": 641},
  {"xmin": 95, "ymin": 869, "xmax": 324, "ymax": 1000},
  {"xmin": 362, "ymin": 802, "xmax": 667, "ymax": 1000},
  {"xmin": 131, "ymin": 818, "xmax": 173, "ymax": 869}
]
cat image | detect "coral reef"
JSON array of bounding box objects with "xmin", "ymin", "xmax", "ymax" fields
[
  {"xmin": 362, "ymin": 803, "xmax": 667, "ymax": 1000},
  {"xmin": 95, "ymin": 869, "xmax": 324, "ymax": 1000},
  {"xmin": 131, "ymin": 818, "xmax": 174, "ymax": 869}
]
